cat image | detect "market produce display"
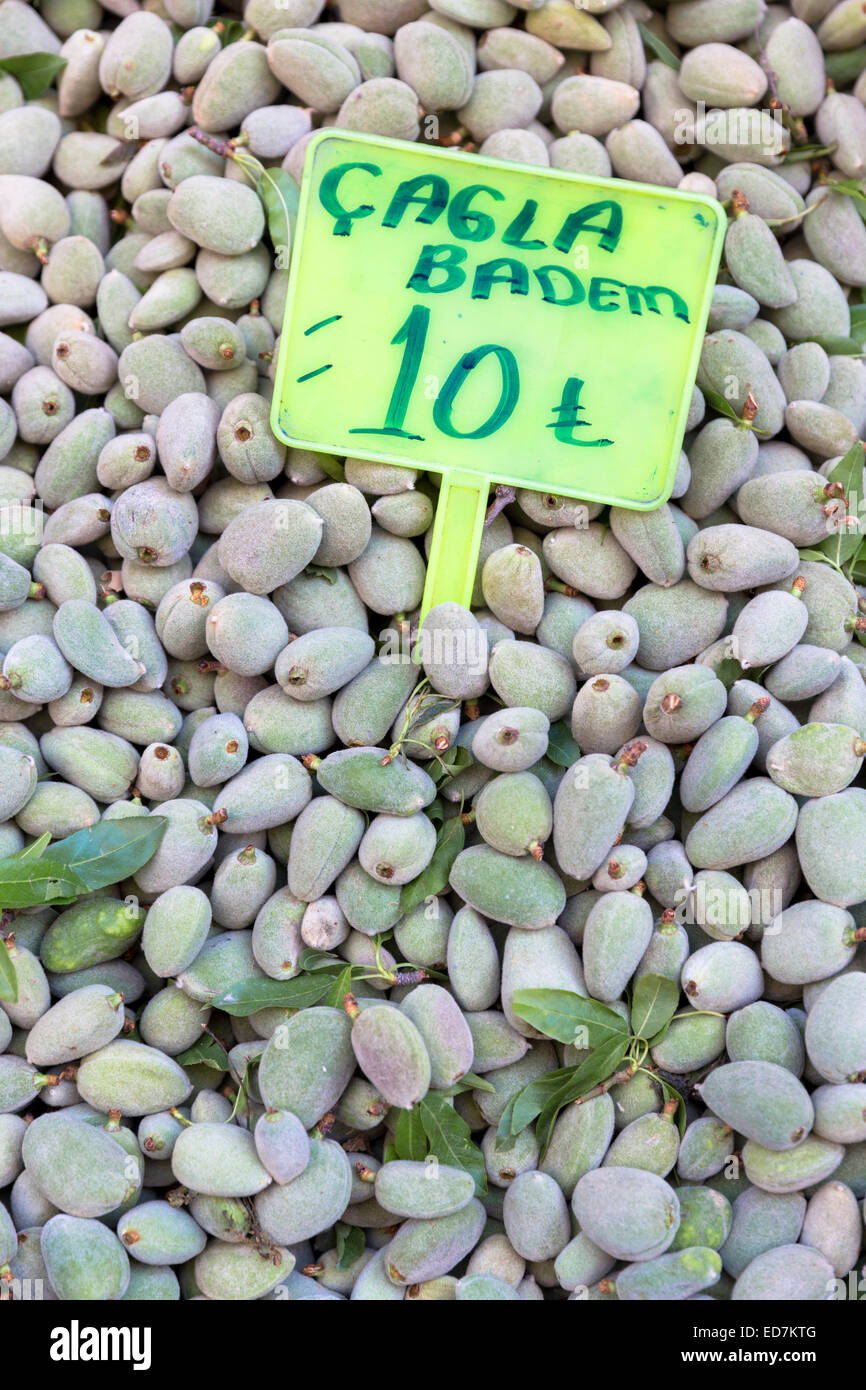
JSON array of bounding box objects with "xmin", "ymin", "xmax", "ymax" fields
[{"xmin": 0, "ymin": 0, "xmax": 866, "ymax": 1304}]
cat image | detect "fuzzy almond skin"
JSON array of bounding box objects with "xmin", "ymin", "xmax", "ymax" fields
[
  {"xmin": 254, "ymin": 1108, "xmax": 310, "ymax": 1185},
  {"xmin": 24, "ymin": 985, "xmax": 125, "ymax": 1067},
  {"xmin": 195, "ymin": 1239, "xmax": 294, "ymax": 1300},
  {"xmin": 760, "ymin": 900, "xmax": 856, "ymax": 986},
  {"xmin": 258, "ymin": 1006, "xmax": 355, "ymax": 1127},
  {"xmin": 275, "ymin": 625, "xmax": 373, "ymax": 698},
  {"xmin": 582, "ymin": 892, "xmax": 654, "ymax": 1003},
  {"xmin": 472, "ymin": 706, "xmax": 550, "ymax": 773},
  {"xmin": 400, "ymin": 983, "xmax": 474, "ymax": 1088},
  {"xmin": 766, "ymin": 722, "xmax": 866, "ymax": 798},
  {"xmin": 419, "ymin": 602, "xmax": 489, "ymax": 701},
  {"xmin": 350, "ymin": 1004, "xmax": 431, "ymax": 1108},
  {"xmin": 720, "ymin": 1187, "xmax": 807, "ymax": 1279},
  {"xmin": 553, "ymin": 754, "xmax": 635, "ymax": 881},
  {"xmin": 219, "ymin": 500, "xmax": 323, "ymax": 596},
  {"xmin": 287, "ymin": 795, "xmax": 365, "ymax": 901},
  {"xmin": 699, "ymin": 1061, "xmax": 814, "ymax": 1152},
  {"xmin": 685, "ymin": 778, "xmax": 799, "ymax": 871},
  {"xmin": 117, "ymin": 1201, "xmax": 207, "ymax": 1266},
  {"xmin": 253, "ymin": 1138, "xmax": 352, "ymax": 1245},
  {"xmin": 21, "ymin": 1115, "xmax": 139, "ymax": 1218},
  {"xmin": 724, "ymin": 1001, "xmax": 805, "ymax": 1076},
  {"xmin": 503, "ymin": 1170, "xmax": 571, "ymax": 1262},
  {"xmin": 73, "ymin": 1039, "xmax": 192, "ymax": 1117},
  {"xmin": 450, "ymin": 844, "xmax": 566, "ymax": 930},
  {"xmin": 741, "ymin": 1136, "xmax": 845, "ymax": 1194},
  {"xmin": 375, "ymin": 1160, "xmax": 475, "ymax": 1219},
  {"xmin": 0, "ymin": 744, "xmax": 37, "ymax": 819},
  {"xmin": 615, "ymin": 1246, "xmax": 722, "ymax": 1300},
  {"xmin": 800, "ymin": 1181, "xmax": 862, "ymax": 1279},
  {"xmin": 315, "ymin": 746, "xmax": 436, "ymax": 816},
  {"xmin": 731, "ymin": 1243, "xmax": 835, "ymax": 1301},
  {"xmin": 796, "ymin": 788, "xmax": 866, "ymax": 909},
  {"xmin": 171, "ymin": 1123, "xmax": 271, "ymax": 1198},
  {"xmin": 624, "ymin": 580, "xmax": 728, "ymax": 671},
  {"xmin": 572, "ymin": 1167, "xmax": 680, "ymax": 1263},
  {"xmin": 42, "ymin": 1215, "xmax": 131, "ymax": 1300},
  {"xmin": 805, "ymin": 974, "xmax": 866, "ymax": 1085},
  {"xmin": 385, "ymin": 1199, "xmax": 487, "ymax": 1286},
  {"xmin": 482, "ymin": 543, "xmax": 545, "ymax": 635},
  {"xmin": 679, "ymin": 715, "xmax": 760, "ymax": 813}
]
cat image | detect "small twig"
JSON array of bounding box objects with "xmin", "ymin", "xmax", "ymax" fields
[{"xmin": 484, "ymin": 484, "xmax": 516, "ymax": 526}]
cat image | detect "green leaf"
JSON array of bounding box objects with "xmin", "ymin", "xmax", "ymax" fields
[
  {"xmin": 304, "ymin": 565, "xmax": 338, "ymax": 584},
  {"xmin": 498, "ymin": 1065, "xmax": 579, "ymax": 1142},
  {"xmin": 14, "ymin": 832, "xmax": 51, "ymax": 861},
  {"xmin": 818, "ymin": 530, "xmax": 864, "ymax": 568},
  {"xmin": 637, "ymin": 20, "xmax": 680, "ymax": 70},
  {"xmin": 37, "ymin": 816, "xmax": 168, "ymax": 892},
  {"xmin": 713, "ymin": 655, "xmax": 745, "ymax": 689},
  {"xmin": 0, "ymin": 939, "xmax": 18, "ymax": 1004},
  {"xmin": 811, "ymin": 442, "xmax": 866, "ymax": 569},
  {"xmin": 213, "ymin": 974, "xmax": 331, "ymax": 1015},
  {"xmin": 701, "ymin": 387, "xmax": 740, "ymax": 423},
  {"xmin": 701, "ymin": 387, "xmax": 768, "ymax": 433},
  {"xmin": 399, "ymin": 813, "xmax": 464, "ymax": 915},
  {"xmin": 850, "ymin": 541, "xmax": 866, "ymax": 584},
  {"xmin": 298, "ymin": 948, "xmax": 343, "ymax": 973},
  {"xmin": 431, "ymin": 744, "xmax": 472, "ymax": 783},
  {"xmin": 209, "ymin": 16, "xmax": 246, "ymax": 45},
  {"xmin": 804, "ymin": 335, "xmax": 863, "ymax": 356},
  {"xmin": 782, "ymin": 142, "xmax": 837, "ymax": 165},
  {"xmin": 405, "ymin": 698, "xmax": 460, "ymax": 738},
  {"xmin": 511, "ymin": 989, "xmax": 629, "ymax": 1047},
  {"xmin": 827, "ymin": 179, "xmax": 866, "ymax": 206},
  {"xmin": 825, "ymin": 441, "xmax": 864, "ymax": 500},
  {"xmin": 631, "ymin": 974, "xmax": 680, "ymax": 1043},
  {"xmin": 325, "ymin": 965, "xmax": 355, "ymax": 1010},
  {"xmin": 850, "ymin": 317, "xmax": 866, "ymax": 354},
  {"xmin": 393, "ymin": 1105, "xmax": 428, "ymax": 1161},
  {"xmin": 652, "ymin": 1073, "xmax": 687, "ymax": 1137},
  {"xmin": 99, "ymin": 139, "xmax": 141, "ymax": 167},
  {"xmin": 227, "ymin": 1057, "xmax": 255, "ymax": 1122},
  {"xmin": 456, "ymin": 1070, "xmax": 496, "ymax": 1094},
  {"xmin": 1, "ymin": 322, "xmax": 26, "ymax": 346},
  {"xmin": 798, "ymin": 548, "xmax": 837, "ymax": 567},
  {"xmin": 335, "ymin": 1221, "xmax": 365, "ymax": 1270},
  {"xmin": 535, "ymin": 1035, "xmax": 632, "ymax": 1157},
  {"xmin": 175, "ymin": 1034, "xmax": 228, "ymax": 1071},
  {"xmin": 419, "ymin": 1092, "xmax": 487, "ymax": 1195},
  {"xmin": 0, "ymin": 52, "xmax": 67, "ymax": 99},
  {"xmin": 851, "ymin": 322, "xmax": 866, "ymax": 353},
  {"xmin": 383, "ymin": 1140, "xmax": 398, "ymax": 1164},
  {"xmin": 824, "ymin": 46, "xmax": 866, "ymax": 87},
  {"xmin": 0, "ymin": 858, "xmax": 86, "ymax": 909},
  {"xmin": 647, "ymin": 1015, "xmax": 675, "ymax": 1050},
  {"xmin": 257, "ymin": 165, "xmax": 299, "ymax": 257},
  {"xmin": 546, "ymin": 721, "xmax": 581, "ymax": 769}
]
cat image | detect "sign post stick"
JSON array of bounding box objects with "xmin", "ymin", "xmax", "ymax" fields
[{"xmin": 422, "ymin": 472, "xmax": 489, "ymax": 620}]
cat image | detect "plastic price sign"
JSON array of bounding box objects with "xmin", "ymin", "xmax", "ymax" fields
[{"xmin": 272, "ymin": 131, "xmax": 726, "ymax": 620}]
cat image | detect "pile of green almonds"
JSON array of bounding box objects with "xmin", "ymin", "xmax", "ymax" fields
[{"xmin": 1, "ymin": 0, "xmax": 866, "ymax": 1303}]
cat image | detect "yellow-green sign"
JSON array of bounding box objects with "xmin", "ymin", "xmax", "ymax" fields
[{"xmin": 272, "ymin": 131, "xmax": 725, "ymax": 617}]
